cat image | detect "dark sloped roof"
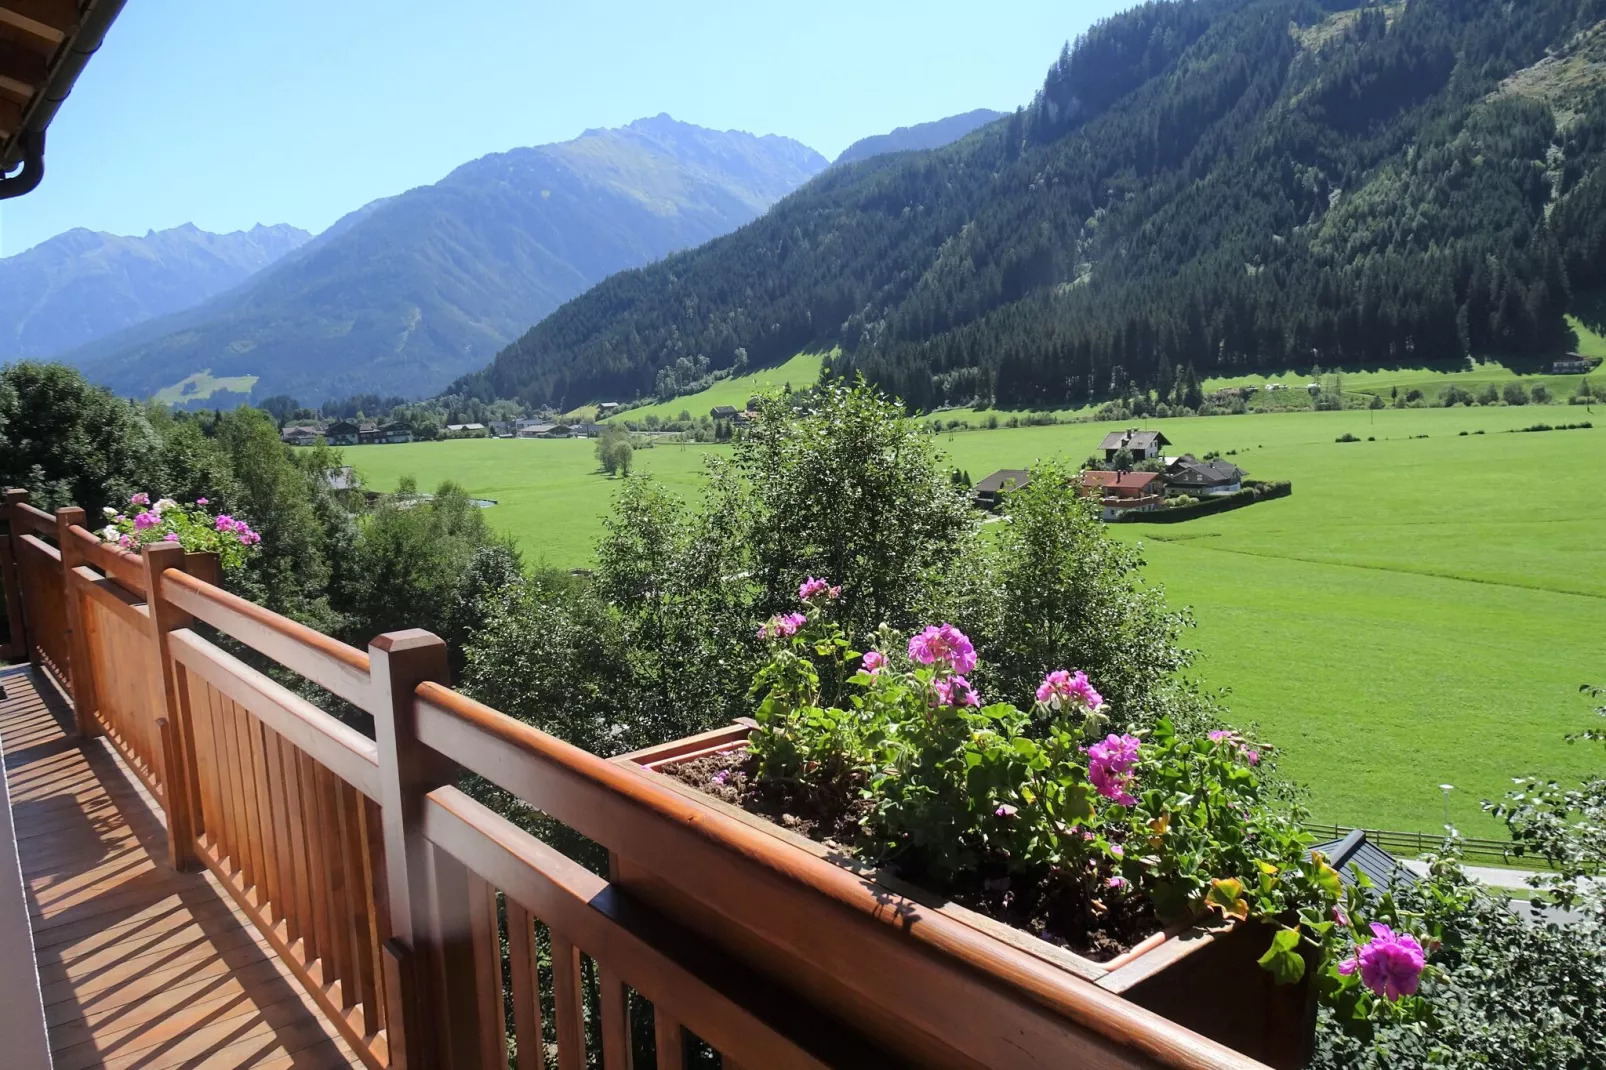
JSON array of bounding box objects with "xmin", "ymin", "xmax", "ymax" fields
[
  {"xmin": 1166, "ymin": 458, "xmax": 1244, "ymax": 486},
  {"xmin": 1311, "ymin": 830, "xmax": 1419, "ymax": 890},
  {"xmin": 974, "ymin": 469, "xmax": 1030, "ymax": 494},
  {"xmin": 1099, "ymin": 429, "xmax": 1171, "ymax": 452}
]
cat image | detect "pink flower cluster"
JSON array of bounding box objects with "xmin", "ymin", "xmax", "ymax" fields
[
  {"xmin": 797, "ymin": 576, "xmax": 841, "ymax": 602},
  {"xmin": 1339, "ymin": 923, "xmax": 1425, "ymax": 1000},
  {"xmin": 129, "ymin": 492, "xmax": 150, "ymax": 506},
  {"xmin": 1086, "ymin": 733, "xmax": 1142, "ymax": 806},
  {"xmin": 861, "ymin": 650, "xmax": 886, "ymax": 675},
  {"xmin": 932, "ymin": 674, "xmax": 980, "ymax": 708},
  {"xmin": 133, "ymin": 511, "xmax": 162, "ymax": 530},
  {"xmin": 1036, "ymin": 669, "xmax": 1104, "ymax": 712},
  {"xmin": 758, "ymin": 612, "xmax": 807, "ymax": 640},
  {"xmin": 213, "ymin": 514, "xmax": 262, "ymax": 545},
  {"xmin": 1208, "ymin": 729, "xmax": 1261, "ymax": 766},
  {"xmin": 907, "ymin": 624, "xmax": 977, "ymax": 674}
]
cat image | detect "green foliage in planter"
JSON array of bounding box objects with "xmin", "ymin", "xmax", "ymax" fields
[{"xmin": 746, "ymin": 599, "xmax": 1418, "ymax": 1011}]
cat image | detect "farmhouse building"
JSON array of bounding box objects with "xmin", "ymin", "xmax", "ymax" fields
[
  {"xmin": 358, "ymin": 423, "xmax": 412, "ymax": 445},
  {"xmin": 280, "ymin": 424, "xmax": 321, "ymax": 446},
  {"xmin": 1099, "ymin": 428, "xmax": 1171, "ymax": 462},
  {"xmin": 323, "ymin": 420, "xmax": 361, "ymax": 446},
  {"xmin": 710, "ymin": 405, "xmax": 740, "ymax": 420},
  {"xmin": 972, "ymin": 469, "xmax": 1031, "ymax": 509},
  {"xmin": 1080, "ymin": 470, "xmax": 1165, "ymax": 520},
  {"xmin": 1553, "ymin": 354, "xmax": 1596, "ymax": 374},
  {"xmin": 1165, "ymin": 455, "xmax": 1245, "ymax": 496}
]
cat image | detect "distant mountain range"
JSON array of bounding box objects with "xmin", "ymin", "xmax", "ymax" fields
[
  {"xmin": 0, "ymin": 223, "xmax": 310, "ymax": 363},
  {"xmin": 63, "ymin": 116, "xmax": 828, "ymax": 404},
  {"xmin": 458, "ymin": 0, "xmax": 1606, "ymax": 412},
  {"xmin": 833, "ymin": 109, "xmax": 1006, "ymax": 166}
]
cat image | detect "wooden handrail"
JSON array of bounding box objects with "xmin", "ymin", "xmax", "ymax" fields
[
  {"xmin": 160, "ymin": 568, "xmax": 374, "ymax": 710},
  {"xmin": 72, "ymin": 564, "xmax": 148, "ymax": 632},
  {"xmin": 412, "ymin": 682, "xmax": 1259, "ymax": 1070},
  {"xmin": 9, "ymin": 500, "xmax": 56, "ymax": 538},
  {"xmin": 17, "ymin": 532, "xmax": 59, "ymax": 563},
  {"xmin": 422, "ymin": 784, "xmax": 859, "ymax": 1069},
  {"xmin": 169, "ymin": 628, "xmax": 382, "ymax": 800},
  {"xmin": 65, "ymin": 523, "xmax": 146, "ymax": 594}
]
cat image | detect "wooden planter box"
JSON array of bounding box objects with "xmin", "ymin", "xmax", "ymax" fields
[{"xmin": 614, "ymin": 722, "xmax": 1316, "ymax": 1069}]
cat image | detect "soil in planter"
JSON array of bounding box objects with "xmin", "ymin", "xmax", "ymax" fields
[{"xmin": 664, "ymin": 749, "xmax": 1162, "ymax": 962}]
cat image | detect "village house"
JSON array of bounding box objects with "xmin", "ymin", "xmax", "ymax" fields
[
  {"xmin": 279, "ymin": 424, "xmax": 322, "ymax": 446},
  {"xmin": 358, "ymin": 423, "xmax": 413, "ymax": 445},
  {"xmin": 323, "ymin": 420, "xmax": 361, "ymax": 446},
  {"xmin": 445, "ymin": 422, "xmax": 488, "ymax": 437},
  {"xmin": 1552, "ymin": 354, "xmax": 1596, "ymax": 374},
  {"xmin": 1164, "ymin": 455, "xmax": 1245, "ymax": 496},
  {"xmin": 710, "ymin": 404, "xmax": 740, "ymax": 420},
  {"xmin": 972, "ymin": 469, "xmax": 1031, "ymax": 510},
  {"xmin": 1080, "ymin": 470, "xmax": 1166, "ymax": 520},
  {"xmin": 1099, "ymin": 428, "xmax": 1171, "ymax": 462}
]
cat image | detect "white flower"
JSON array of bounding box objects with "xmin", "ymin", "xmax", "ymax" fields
[
  {"xmin": 101, "ymin": 525, "xmax": 120, "ymax": 541},
  {"xmin": 153, "ymin": 498, "xmax": 179, "ymax": 514},
  {"xmin": 103, "ymin": 506, "xmax": 118, "ymax": 517}
]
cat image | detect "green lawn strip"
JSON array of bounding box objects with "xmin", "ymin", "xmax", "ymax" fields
[{"xmin": 589, "ymin": 351, "xmax": 827, "ymax": 425}]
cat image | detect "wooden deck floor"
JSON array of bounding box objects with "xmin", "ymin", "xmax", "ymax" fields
[{"xmin": 0, "ymin": 666, "xmax": 365, "ymax": 1070}]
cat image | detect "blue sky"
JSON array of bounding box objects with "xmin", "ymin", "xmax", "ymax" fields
[{"xmin": 0, "ymin": 0, "xmax": 1127, "ymax": 256}]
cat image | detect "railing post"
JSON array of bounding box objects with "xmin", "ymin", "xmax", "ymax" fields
[
  {"xmin": 141, "ymin": 542, "xmax": 199, "ymax": 872},
  {"xmin": 55, "ymin": 507, "xmax": 99, "ymax": 737},
  {"xmin": 370, "ymin": 629, "xmax": 456, "ymax": 1068},
  {"xmin": 0, "ymin": 491, "xmax": 27, "ymax": 662},
  {"xmin": 3, "ymin": 490, "xmax": 33, "ymax": 668}
]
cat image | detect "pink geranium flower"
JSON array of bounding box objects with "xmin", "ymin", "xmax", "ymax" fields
[
  {"xmin": 1339, "ymin": 924, "xmax": 1425, "ymax": 1001},
  {"xmin": 129, "ymin": 492, "xmax": 150, "ymax": 506},
  {"xmin": 797, "ymin": 576, "xmax": 840, "ymax": 602},
  {"xmin": 932, "ymin": 673, "xmax": 980, "ymax": 708},
  {"xmin": 861, "ymin": 650, "xmax": 886, "ymax": 676},
  {"xmin": 1036, "ymin": 669, "xmax": 1104, "ymax": 712},
  {"xmin": 133, "ymin": 511, "xmax": 161, "ymax": 530},
  {"xmin": 907, "ymin": 624, "xmax": 977, "ymax": 674},
  {"xmin": 195, "ymin": 497, "xmax": 209, "ymax": 505},
  {"xmin": 164, "ymin": 531, "xmax": 181, "ymax": 542},
  {"xmin": 1086, "ymin": 733, "xmax": 1142, "ymax": 806},
  {"xmin": 757, "ymin": 612, "xmax": 807, "ymax": 640}
]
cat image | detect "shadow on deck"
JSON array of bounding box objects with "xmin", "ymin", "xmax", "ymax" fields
[{"xmin": 1, "ymin": 665, "xmax": 364, "ymax": 1070}]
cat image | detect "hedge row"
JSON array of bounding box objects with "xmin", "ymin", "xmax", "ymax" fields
[{"xmin": 1116, "ymin": 480, "xmax": 1292, "ymax": 523}]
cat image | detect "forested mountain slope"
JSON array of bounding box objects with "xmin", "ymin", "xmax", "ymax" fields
[
  {"xmin": 0, "ymin": 223, "xmax": 309, "ymax": 362},
  {"xmin": 459, "ymin": 0, "xmax": 1606, "ymax": 411},
  {"xmin": 833, "ymin": 109, "xmax": 1006, "ymax": 166},
  {"xmin": 68, "ymin": 116, "xmax": 826, "ymax": 403}
]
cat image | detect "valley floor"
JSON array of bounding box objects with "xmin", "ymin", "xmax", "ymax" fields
[{"xmin": 341, "ymin": 405, "xmax": 1605, "ymax": 836}]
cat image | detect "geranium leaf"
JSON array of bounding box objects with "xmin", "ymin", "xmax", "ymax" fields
[
  {"xmin": 1206, "ymin": 877, "xmax": 1251, "ymax": 921},
  {"xmin": 1257, "ymin": 926, "xmax": 1306, "ymax": 985}
]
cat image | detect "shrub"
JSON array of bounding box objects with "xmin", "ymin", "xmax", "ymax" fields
[
  {"xmin": 1439, "ymin": 385, "xmax": 1475, "ymax": 407},
  {"xmin": 1336, "ymin": 432, "xmax": 1362, "ymax": 443},
  {"xmin": 1502, "ymin": 382, "xmax": 1529, "ymax": 406},
  {"xmin": 1530, "ymin": 384, "xmax": 1551, "ymax": 404}
]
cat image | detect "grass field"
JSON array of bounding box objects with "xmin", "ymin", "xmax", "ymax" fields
[
  {"xmin": 343, "ymin": 405, "xmax": 1606, "ymax": 835},
  {"xmin": 588, "ymin": 352, "xmax": 827, "ymax": 425}
]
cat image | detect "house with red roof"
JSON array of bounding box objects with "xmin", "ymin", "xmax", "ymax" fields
[{"xmin": 1079, "ymin": 470, "xmax": 1165, "ymax": 520}]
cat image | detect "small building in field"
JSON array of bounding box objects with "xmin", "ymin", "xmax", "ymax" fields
[
  {"xmin": 598, "ymin": 402, "xmax": 621, "ymax": 415},
  {"xmin": 972, "ymin": 469, "xmax": 1031, "ymax": 510},
  {"xmin": 710, "ymin": 405, "xmax": 739, "ymax": 420},
  {"xmin": 324, "ymin": 420, "xmax": 360, "ymax": 446},
  {"xmin": 1098, "ymin": 428, "xmax": 1171, "ymax": 462},
  {"xmin": 446, "ymin": 423, "xmax": 487, "ymax": 437},
  {"xmin": 1308, "ymin": 830, "xmax": 1419, "ymax": 892},
  {"xmin": 1164, "ymin": 455, "xmax": 1245, "ymax": 496},
  {"xmin": 516, "ymin": 423, "xmax": 557, "ymax": 438},
  {"xmin": 1553, "ymin": 354, "xmax": 1595, "ymax": 374},
  {"xmin": 1080, "ymin": 470, "xmax": 1165, "ymax": 520},
  {"xmin": 357, "ymin": 423, "xmax": 412, "ymax": 445},
  {"xmin": 280, "ymin": 424, "xmax": 321, "ymax": 446}
]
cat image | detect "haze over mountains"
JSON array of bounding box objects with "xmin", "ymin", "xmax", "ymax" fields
[
  {"xmin": 0, "ymin": 224, "xmax": 309, "ymax": 362},
  {"xmin": 60, "ymin": 116, "xmax": 828, "ymax": 403},
  {"xmin": 462, "ymin": 0, "xmax": 1606, "ymax": 412}
]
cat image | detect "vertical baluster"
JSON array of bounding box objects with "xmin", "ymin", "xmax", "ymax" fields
[
  {"xmin": 551, "ymin": 933, "xmax": 586, "ymax": 1070},
  {"xmin": 507, "ymin": 901, "xmax": 545, "ymax": 1070},
  {"xmin": 466, "ymin": 873, "xmax": 509, "ymax": 1069},
  {"xmin": 599, "ymin": 967, "xmax": 632, "ymax": 1070},
  {"xmin": 299, "ymin": 750, "xmax": 336, "ymax": 987},
  {"xmin": 260, "ymin": 726, "xmax": 298, "ymax": 943},
  {"xmin": 653, "ymin": 1011, "xmax": 686, "ymax": 1070},
  {"xmin": 338, "ymin": 780, "xmax": 381, "ymax": 1035},
  {"xmin": 228, "ymin": 698, "xmax": 264, "ymax": 895},
  {"xmin": 54, "ymin": 507, "xmax": 96, "ymax": 735},
  {"xmin": 216, "ymin": 690, "xmax": 250, "ymax": 884},
  {"xmin": 278, "ymin": 740, "xmax": 316, "ymax": 963},
  {"xmin": 0, "ymin": 491, "xmax": 31, "ymax": 660},
  {"xmin": 355, "ymin": 793, "xmax": 390, "ymax": 1038},
  {"xmin": 244, "ymin": 714, "xmax": 281, "ymax": 921},
  {"xmin": 315, "ymin": 760, "xmax": 355, "ymax": 1007},
  {"xmin": 189, "ymin": 678, "xmax": 226, "ymax": 860}
]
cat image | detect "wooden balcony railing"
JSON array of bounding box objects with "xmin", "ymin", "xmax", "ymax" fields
[{"xmin": 0, "ymin": 487, "xmax": 1271, "ymax": 1070}]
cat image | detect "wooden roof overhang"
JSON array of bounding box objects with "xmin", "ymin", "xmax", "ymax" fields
[{"xmin": 0, "ymin": 0, "xmax": 124, "ymax": 199}]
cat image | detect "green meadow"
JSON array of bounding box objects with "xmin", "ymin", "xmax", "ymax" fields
[{"xmin": 342, "ymin": 405, "xmax": 1606, "ymax": 836}]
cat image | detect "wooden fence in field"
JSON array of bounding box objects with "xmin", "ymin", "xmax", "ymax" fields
[
  {"xmin": 1303, "ymin": 822, "xmax": 1528, "ymax": 868},
  {"xmin": 0, "ymin": 487, "xmax": 1268, "ymax": 1070}
]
